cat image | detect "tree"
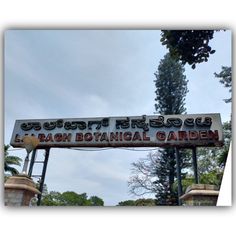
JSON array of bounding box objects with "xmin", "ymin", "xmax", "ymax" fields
[
  {"xmin": 196, "ymin": 148, "xmax": 223, "ymax": 188},
  {"xmin": 60, "ymin": 192, "xmax": 91, "ymax": 206},
  {"xmin": 154, "ymin": 53, "xmax": 188, "ymax": 114},
  {"xmin": 40, "ymin": 190, "xmax": 104, "ymax": 206},
  {"xmin": 117, "ymin": 200, "xmax": 135, "ymax": 206},
  {"xmin": 160, "ymin": 30, "xmax": 215, "ymax": 69},
  {"xmin": 214, "ymin": 66, "xmax": 232, "ymax": 103},
  {"xmin": 217, "ymin": 121, "xmax": 231, "ymax": 167},
  {"xmin": 129, "ymin": 150, "xmax": 191, "ymax": 205},
  {"xmin": 129, "ymin": 152, "xmax": 166, "ymax": 198},
  {"xmin": 89, "ymin": 196, "xmax": 104, "ymax": 206},
  {"xmin": 197, "ymin": 121, "xmax": 231, "ymax": 171},
  {"xmin": 4, "ymin": 144, "xmax": 22, "ymax": 177},
  {"xmin": 40, "ymin": 191, "xmax": 62, "ymax": 206},
  {"xmin": 154, "ymin": 53, "xmax": 189, "ymax": 204},
  {"xmin": 117, "ymin": 198, "xmax": 155, "ymax": 206},
  {"xmin": 134, "ymin": 198, "xmax": 155, "ymax": 206},
  {"xmin": 214, "ymin": 66, "xmax": 231, "ymax": 170},
  {"xmin": 173, "ymin": 176, "xmax": 194, "ymax": 194},
  {"xmin": 172, "ymin": 121, "xmax": 231, "ymax": 192},
  {"xmin": 129, "ymin": 53, "xmax": 189, "ymax": 205}
]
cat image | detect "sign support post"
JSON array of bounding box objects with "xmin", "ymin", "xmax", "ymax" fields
[
  {"xmin": 175, "ymin": 147, "xmax": 183, "ymax": 205},
  {"xmin": 37, "ymin": 148, "xmax": 50, "ymax": 206},
  {"xmin": 28, "ymin": 149, "xmax": 37, "ymax": 177},
  {"xmin": 192, "ymin": 147, "xmax": 199, "ymax": 184}
]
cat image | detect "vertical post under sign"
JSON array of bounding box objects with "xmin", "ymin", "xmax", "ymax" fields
[
  {"xmin": 28, "ymin": 149, "xmax": 37, "ymax": 177},
  {"xmin": 37, "ymin": 148, "xmax": 50, "ymax": 206},
  {"xmin": 192, "ymin": 147, "xmax": 199, "ymax": 184},
  {"xmin": 175, "ymin": 147, "xmax": 183, "ymax": 205}
]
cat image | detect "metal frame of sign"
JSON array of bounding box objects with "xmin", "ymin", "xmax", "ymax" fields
[{"xmin": 10, "ymin": 113, "xmax": 224, "ymax": 206}]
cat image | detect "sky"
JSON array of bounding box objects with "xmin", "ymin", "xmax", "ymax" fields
[{"xmin": 4, "ymin": 30, "xmax": 231, "ymax": 206}]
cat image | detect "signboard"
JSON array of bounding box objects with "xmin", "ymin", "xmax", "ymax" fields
[{"xmin": 10, "ymin": 113, "xmax": 223, "ymax": 148}]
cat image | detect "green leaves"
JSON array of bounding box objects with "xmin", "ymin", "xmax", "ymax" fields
[
  {"xmin": 4, "ymin": 144, "xmax": 22, "ymax": 176},
  {"xmin": 154, "ymin": 53, "xmax": 188, "ymax": 115},
  {"xmin": 128, "ymin": 52, "xmax": 190, "ymax": 205},
  {"xmin": 40, "ymin": 191, "xmax": 104, "ymax": 206},
  {"xmin": 214, "ymin": 66, "xmax": 232, "ymax": 103},
  {"xmin": 89, "ymin": 196, "xmax": 104, "ymax": 206},
  {"xmin": 160, "ymin": 30, "xmax": 215, "ymax": 69},
  {"xmin": 117, "ymin": 199, "xmax": 155, "ymax": 206}
]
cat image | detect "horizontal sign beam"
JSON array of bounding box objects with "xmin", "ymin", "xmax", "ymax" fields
[{"xmin": 10, "ymin": 114, "xmax": 224, "ymax": 148}]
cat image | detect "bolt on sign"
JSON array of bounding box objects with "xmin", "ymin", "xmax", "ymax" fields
[{"xmin": 10, "ymin": 113, "xmax": 223, "ymax": 148}]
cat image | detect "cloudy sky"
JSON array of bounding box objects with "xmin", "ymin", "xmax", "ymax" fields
[{"xmin": 4, "ymin": 30, "xmax": 231, "ymax": 206}]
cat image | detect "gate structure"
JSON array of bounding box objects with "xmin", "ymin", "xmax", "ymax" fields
[{"xmin": 10, "ymin": 113, "xmax": 223, "ymax": 205}]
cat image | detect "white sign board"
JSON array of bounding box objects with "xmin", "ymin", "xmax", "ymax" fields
[{"xmin": 10, "ymin": 113, "xmax": 223, "ymax": 148}]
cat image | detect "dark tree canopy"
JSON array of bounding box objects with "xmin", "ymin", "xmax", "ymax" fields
[
  {"xmin": 160, "ymin": 30, "xmax": 215, "ymax": 69},
  {"xmin": 214, "ymin": 66, "xmax": 232, "ymax": 103}
]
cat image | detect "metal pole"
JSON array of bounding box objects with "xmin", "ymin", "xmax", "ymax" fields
[
  {"xmin": 192, "ymin": 147, "xmax": 199, "ymax": 184},
  {"xmin": 28, "ymin": 149, "xmax": 37, "ymax": 177},
  {"xmin": 175, "ymin": 147, "xmax": 183, "ymax": 205},
  {"xmin": 37, "ymin": 148, "xmax": 50, "ymax": 206}
]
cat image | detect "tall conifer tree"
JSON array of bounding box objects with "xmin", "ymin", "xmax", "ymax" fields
[
  {"xmin": 154, "ymin": 53, "xmax": 188, "ymax": 205},
  {"xmin": 128, "ymin": 53, "xmax": 189, "ymax": 205}
]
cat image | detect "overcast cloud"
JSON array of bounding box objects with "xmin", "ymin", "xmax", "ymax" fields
[{"xmin": 4, "ymin": 30, "xmax": 231, "ymax": 205}]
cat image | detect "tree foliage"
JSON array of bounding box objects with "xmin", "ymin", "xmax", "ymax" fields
[
  {"xmin": 218, "ymin": 121, "xmax": 231, "ymax": 167},
  {"xmin": 128, "ymin": 152, "xmax": 165, "ymax": 197},
  {"xmin": 160, "ymin": 30, "xmax": 215, "ymax": 69},
  {"xmin": 154, "ymin": 53, "xmax": 188, "ymax": 114},
  {"xmin": 173, "ymin": 121, "xmax": 231, "ymax": 192},
  {"xmin": 214, "ymin": 66, "xmax": 232, "ymax": 103},
  {"xmin": 197, "ymin": 121, "xmax": 231, "ymax": 172},
  {"xmin": 40, "ymin": 191, "xmax": 62, "ymax": 206},
  {"xmin": 128, "ymin": 150, "xmax": 191, "ymax": 205},
  {"xmin": 195, "ymin": 149, "xmax": 223, "ymax": 188},
  {"xmin": 39, "ymin": 191, "xmax": 104, "ymax": 206},
  {"xmin": 4, "ymin": 144, "xmax": 22, "ymax": 176},
  {"xmin": 89, "ymin": 196, "xmax": 105, "ymax": 206},
  {"xmin": 117, "ymin": 198, "xmax": 155, "ymax": 206},
  {"xmin": 129, "ymin": 54, "xmax": 189, "ymax": 205},
  {"xmin": 117, "ymin": 200, "xmax": 136, "ymax": 206}
]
